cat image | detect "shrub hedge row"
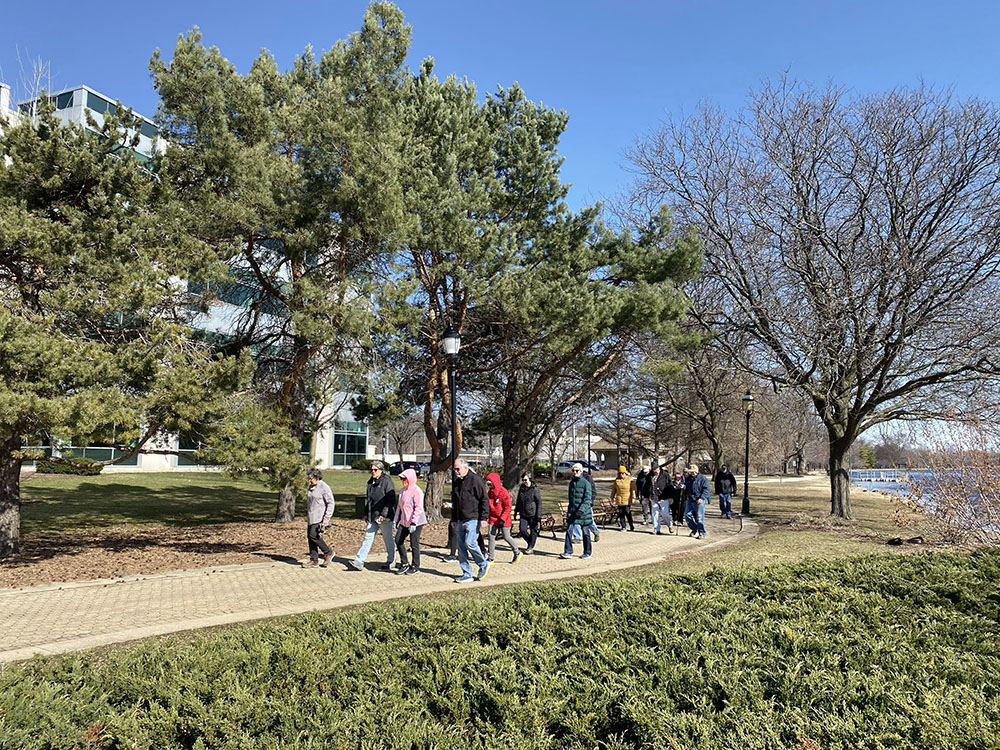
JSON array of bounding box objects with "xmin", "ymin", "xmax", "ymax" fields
[
  {"xmin": 33, "ymin": 457, "xmax": 103, "ymax": 475},
  {"xmin": 1, "ymin": 550, "xmax": 998, "ymax": 749}
]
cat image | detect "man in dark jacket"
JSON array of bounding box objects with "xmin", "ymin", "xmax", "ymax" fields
[
  {"xmin": 451, "ymin": 458, "xmax": 490, "ymax": 582},
  {"xmin": 714, "ymin": 464, "xmax": 738, "ymax": 519},
  {"xmin": 351, "ymin": 461, "xmax": 397, "ymax": 570},
  {"xmin": 560, "ymin": 463, "xmax": 594, "ymax": 559},
  {"xmin": 649, "ymin": 464, "xmax": 674, "ymax": 535},
  {"xmin": 514, "ymin": 472, "xmax": 542, "ymax": 553},
  {"xmin": 684, "ymin": 464, "xmax": 711, "ymax": 539},
  {"xmin": 635, "ymin": 466, "xmax": 652, "ymax": 525}
]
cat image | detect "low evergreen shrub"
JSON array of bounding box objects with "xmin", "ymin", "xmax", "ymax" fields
[
  {"xmin": 351, "ymin": 458, "xmax": 374, "ymax": 471},
  {"xmin": 2, "ymin": 550, "xmax": 998, "ymax": 749},
  {"xmin": 33, "ymin": 457, "xmax": 103, "ymax": 476}
]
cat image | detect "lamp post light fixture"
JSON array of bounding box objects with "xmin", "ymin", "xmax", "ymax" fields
[
  {"xmin": 585, "ymin": 408, "xmax": 592, "ymax": 466},
  {"xmin": 442, "ymin": 325, "xmax": 461, "ymax": 468},
  {"xmin": 741, "ymin": 389, "xmax": 755, "ymax": 516}
]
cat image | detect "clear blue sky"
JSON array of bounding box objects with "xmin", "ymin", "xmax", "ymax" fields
[{"xmin": 4, "ymin": 0, "xmax": 999, "ymax": 211}]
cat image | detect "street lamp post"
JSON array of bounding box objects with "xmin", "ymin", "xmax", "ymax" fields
[
  {"xmin": 442, "ymin": 325, "xmax": 461, "ymax": 468},
  {"xmin": 585, "ymin": 409, "xmax": 592, "ymax": 466},
  {"xmin": 742, "ymin": 390, "xmax": 755, "ymax": 516}
]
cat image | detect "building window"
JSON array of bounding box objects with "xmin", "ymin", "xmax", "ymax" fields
[{"xmin": 331, "ymin": 423, "xmax": 368, "ymax": 466}]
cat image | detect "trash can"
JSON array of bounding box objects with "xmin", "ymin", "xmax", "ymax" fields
[{"xmin": 354, "ymin": 495, "xmax": 368, "ymax": 519}]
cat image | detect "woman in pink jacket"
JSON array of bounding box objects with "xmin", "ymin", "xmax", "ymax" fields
[
  {"xmin": 393, "ymin": 468, "xmax": 426, "ymax": 575},
  {"xmin": 486, "ymin": 472, "xmax": 521, "ymax": 565}
]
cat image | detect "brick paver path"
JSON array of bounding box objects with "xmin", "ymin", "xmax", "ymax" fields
[{"xmin": 0, "ymin": 516, "xmax": 753, "ymax": 662}]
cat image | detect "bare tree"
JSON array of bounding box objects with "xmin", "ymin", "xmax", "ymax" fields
[{"xmin": 628, "ymin": 78, "xmax": 1000, "ymax": 518}]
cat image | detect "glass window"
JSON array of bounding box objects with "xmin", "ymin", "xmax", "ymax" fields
[
  {"xmin": 86, "ymin": 92, "xmax": 116, "ymax": 116},
  {"xmin": 139, "ymin": 121, "xmax": 157, "ymax": 139},
  {"xmin": 55, "ymin": 92, "xmax": 73, "ymax": 109}
]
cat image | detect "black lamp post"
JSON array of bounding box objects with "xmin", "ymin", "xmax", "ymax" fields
[
  {"xmin": 442, "ymin": 325, "xmax": 461, "ymax": 467},
  {"xmin": 741, "ymin": 389, "xmax": 754, "ymax": 516},
  {"xmin": 585, "ymin": 408, "xmax": 592, "ymax": 467}
]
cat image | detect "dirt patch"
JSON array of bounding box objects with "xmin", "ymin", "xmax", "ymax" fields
[{"xmin": 0, "ymin": 519, "xmax": 451, "ymax": 589}]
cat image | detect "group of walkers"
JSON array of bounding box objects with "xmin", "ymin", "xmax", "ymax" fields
[{"xmin": 302, "ymin": 457, "xmax": 739, "ymax": 581}]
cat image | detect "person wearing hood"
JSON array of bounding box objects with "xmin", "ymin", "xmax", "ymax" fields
[
  {"xmin": 393, "ymin": 468, "xmax": 426, "ymax": 575},
  {"xmin": 350, "ymin": 461, "xmax": 397, "ymax": 571},
  {"xmin": 514, "ymin": 472, "xmax": 542, "ymax": 554},
  {"xmin": 714, "ymin": 464, "xmax": 738, "ymax": 519},
  {"xmin": 486, "ymin": 472, "xmax": 521, "ymax": 565},
  {"xmin": 611, "ymin": 465, "xmax": 636, "ymax": 531}
]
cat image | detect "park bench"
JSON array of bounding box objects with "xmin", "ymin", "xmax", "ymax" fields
[{"xmin": 594, "ymin": 496, "xmax": 617, "ymax": 528}]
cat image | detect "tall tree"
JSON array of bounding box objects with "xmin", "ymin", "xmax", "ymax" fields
[
  {"xmin": 628, "ymin": 79, "xmax": 1000, "ymax": 518},
  {"xmin": 0, "ymin": 103, "xmax": 246, "ymax": 558},
  {"xmin": 150, "ymin": 2, "xmax": 411, "ymax": 519}
]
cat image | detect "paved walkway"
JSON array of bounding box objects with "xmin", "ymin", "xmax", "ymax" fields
[{"xmin": 0, "ymin": 516, "xmax": 756, "ymax": 663}]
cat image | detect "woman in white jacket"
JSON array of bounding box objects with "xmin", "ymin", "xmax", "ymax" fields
[{"xmin": 393, "ymin": 468, "xmax": 427, "ymax": 575}]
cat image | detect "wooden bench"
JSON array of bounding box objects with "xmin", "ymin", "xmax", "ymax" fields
[{"xmin": 594, "ymin": 497, "xmax": 617, "ymax": 528}]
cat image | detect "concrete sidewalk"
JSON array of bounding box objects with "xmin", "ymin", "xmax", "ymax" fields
[{"xmin": 0, "ymin": 516, "xmax": 755, "ymax": 663}]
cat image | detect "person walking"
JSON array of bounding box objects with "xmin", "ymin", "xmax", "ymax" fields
[
  {"xmin": 560, "ymin": 463, "xmax": 593, "ymax": 559},
  {"xmin": 685, "ymin": 464, "xmax": 711, "ymax": 538},
  {"xmin": 635, "ymin": 465, "xmax": 652, "ymax": 525},
  {"xmin": 714, "ymin": 464, "xmax": 737, "ymax": 519},
  {"xmin": 451, "ymin": 458, "xmax": 491, "ymax": 582},
  {"xmin": 393, "ymin": 468, "xmax": 426, "ymax": 575},
  {"xmin": 649, "ymin": 464, "xmax": 674, "ymax": 535},
  {"xmin": 350, "ymin": 461, "xmax": 397, "ymax": 571},
  {"xmin": 611, "ymin": 465, "xmax": 635, "ymax": 531},
  {"xmin": 486, "ymin": 473, "xmax": 521, "ymax": 564},
  {"xmin": 514, "ymin": 472, "xmax": 542, "ymax": 554},
  {"xmin": 303, "ymin": 468, "xmax": 335, "ymax": 568},
  {"xmin": 667, "ymin": 471, "xmax": 685, "ymax": 527}
]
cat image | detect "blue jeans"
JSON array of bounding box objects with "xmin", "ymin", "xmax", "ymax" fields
[
  {"xmin": 685, "ymin": 499, "xmax": 706, "ymax": 536},
  {"xmin": 354, "ymin": 518, "xmax": 395, "ymax": 565},
  {"xmin": 571, "ymin": 521, "xmax": 599, "ymax": 539},
  {"xmin": 564, "ymin": 522, "xmax": 592, "ymax": 556},
  {"xmin": 457, "ymin": 519, "xmax": 487, "ymax": 577},
  {"xmin": 719, "ymin": 493, "xmax": 732, "ymax": 516},
  {"xmin": 651, "ymin": 500, "xmax": 672, "ymax": 532}
]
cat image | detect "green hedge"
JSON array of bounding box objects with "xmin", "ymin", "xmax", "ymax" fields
[
  {"xmin": 2, "ymin": 550, "xmax": 999, "ymax": 749},
  {"xmin": 351, "ymin": 458, "xmax": 374, "ymax": 471},
  {"xmin": 33, "ymin": 457, "xmax": 103, "ymax": 476}
]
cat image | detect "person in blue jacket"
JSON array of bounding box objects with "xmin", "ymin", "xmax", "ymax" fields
[{"xmin": 684, "ymin": 464, "xmax": 711, "ymax": 539}]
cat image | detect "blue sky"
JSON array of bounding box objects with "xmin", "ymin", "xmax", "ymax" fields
[{"xmin": 4, "ymin": 0, "xmax": 999, "ymax": 211}]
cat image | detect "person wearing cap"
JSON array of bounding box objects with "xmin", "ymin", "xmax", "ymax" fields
[
  {"xmin": 714, "ymin": 464, "xmax": 738, "ymax": 519},
  {"xmin": 560, "ymin": 463, "xmax": 594, "ymax": 559},
  {"xmin": 611, "ymin": 465, "xmax": 636, "ymax": 531},
  {"xmin": 350, "ymin": 461, "xmax": 397, "ymax": 570},
  {"xmin": 635, "ymin": 465, "xmax": 652, "ymax": 525},
  {"xmin": 649, "ymin": 463, "xmax": 673, "ymax": 535},
  {"xmin": 684, "ymin": 464, "xmax": 711, "ymax": 538}
]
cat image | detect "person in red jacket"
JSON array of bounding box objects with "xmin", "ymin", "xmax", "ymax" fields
[{"xmin": 486, "ymin": 472, "xmax": 521, "ymax": 565}]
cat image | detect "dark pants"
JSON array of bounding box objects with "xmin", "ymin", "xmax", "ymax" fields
[
  {"xmin": 672, "ymin": 498, "xmax": 685, "ymax": 525},
  {"xmin": 519, "ymin": 516, "xmax": 540, "ymax": 549},
  {"xmin": 617, "ymin": 505, "xmax": 634, "ymax": 530},
  {"xmin": 395, "ymin": 525, "xmax": 422, "ymax": 568},
  {"xmin": 307, "ymin": 523, "xmax": 331, "ymax": 561}
]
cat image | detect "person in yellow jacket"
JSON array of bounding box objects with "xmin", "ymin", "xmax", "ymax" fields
[{"xmin": 611, "ymin": 465, "xmax": 636, "ymax": 531}]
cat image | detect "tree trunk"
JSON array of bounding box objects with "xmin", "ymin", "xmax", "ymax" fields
[
  {"xmin": 423, "ymin": 468, "xmax": 447, "ymax": 522},
  {"xmin": 829, "ymin": 439, "xmax": 853, "ymax": 519},
  {"xmin": 0, "ymin": 433, "xmax": 23, "ymax": 559},
  {"xmin": 275, "ymin": 485, "xmax": 296, "ymax": 522}
]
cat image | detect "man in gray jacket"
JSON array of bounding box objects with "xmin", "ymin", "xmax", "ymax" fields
[
  {"xmin": 351, "ymin": 461, "xmax": 397, "ymax": 570},
  {"xmin": 304, "ymin": 468, "xmax": 335, "ymax": 568}
]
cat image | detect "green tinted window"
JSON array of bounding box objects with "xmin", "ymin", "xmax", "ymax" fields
[
  {"xmin": 86, "ymin": 92, "xmax": 116, "ymax": 115},
  {"xmin": 56, "ymin": 92, "xmax": 73, "ymax": 109}
]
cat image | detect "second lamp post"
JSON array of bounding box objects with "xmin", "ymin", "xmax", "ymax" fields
[
  {"xmin": 442, "ymin": 325, "xmax": 461, "ymax": 467},
  {"xmin": 741, "ymin": 389, "xmax": 754, "ymax": 516}
]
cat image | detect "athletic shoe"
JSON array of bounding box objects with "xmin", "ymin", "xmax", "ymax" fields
[
  {"xmin": 655, "ymin": 530, "xmax": 662, "ymax": 536},
  {"xmin": 475, "ymin": 565, "xmax": 489, "ymax": 581},
  {"xmin": 580, "ymin": 554, "xmax": 591, "ymax": 559},
  {"xmin": 454, "ymin": 574, "xmax": 474, "ymax": 583},
  {"xmin": 593, "ymin": 530, "xmax": 600, "ymax": 542},
  {"xmin": 442, "ymin": 555, "xmax": 458, "ymax": 562},
  {"xmin": 668, "ymin": 527, "xmax": 675, "ymax": 535},
  {"xmin": 720, "ymin": 512, "xmax": 727, "ymax": 518},
  {"xmin": 350, "ymin": 559, "xmax": 364, "ymax": 570},
  {"xmin": 512, "ymin": 551, "xmax": 522, "ymax": 565},
  {"xmin": 302, "ymin": 560, "xmax": 319, "ymax": 568},
  {"xmin": 395, "ymin": 561, "xmax": 406, "ymax": 570},
  {"xmin": 689, "ymin": 531, "xmax": 697, "ymax": 538},
  {"xmin": 698, "ymin": 533, "xmax": 706, "ymax": 539},
  {"xmin": 322, "ymin": 550, "xmax": 334, "ymax": 567},
  {"xmin": 559, "ymin": 553, "xmax": 573, "ymax": 559},
  {"xmin": 405, "ymin": 566, "xmax": 419, "ymax": 575},
  {"xmin": 395, "ymin": 565, "xmax": 410, "ymax": 576},
  {"xmin": 523, "ymin": 547, "xmax": 534, "ymax": 555},
  {"xmin": 380, "ymin": 563, "xmax": 393, "ymax": 571}
]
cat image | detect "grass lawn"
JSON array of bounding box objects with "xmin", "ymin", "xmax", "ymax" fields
[{"xmin": 18, "ymin": 471, "xmax": 371, "ymax": 535}]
